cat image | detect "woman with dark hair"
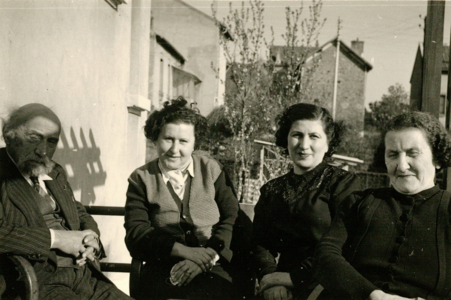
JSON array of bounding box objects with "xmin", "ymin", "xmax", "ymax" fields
[
  {"xmin": 124, "ymin": 97, "xmax": 243, "ymax": 300},
  {"xmin": 252, "ymin": 103, "xmax": 361, "ymax": 299},
  {"xmin": 314, "ymin": 111, "xmax": 451, "ymax": 300}
]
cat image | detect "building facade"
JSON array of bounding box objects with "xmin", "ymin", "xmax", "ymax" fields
[
  {"xmin": 0, "ymin": 0, "xmax": 152, "ymax": 292},
  {"xmin": 150, "ymin": 0, "xmax": 229, "ymax": 115},
  {"xmin": 270, "ymin": 38, "xmax": 372, "ymax": 133},
  {"xmin": 410, "ymin": 44, "xmax": 449, "ymax": 125}
]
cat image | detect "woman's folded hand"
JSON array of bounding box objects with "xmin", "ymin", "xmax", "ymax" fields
[
  {"xmin": 368, "ymin": 290, "xmax": 425, "ymax": 300},
  {"xmin": 259, "ymin": 272, "xmax": 294, "ymax": 293},
  {"xmin": 261, "ymin": 286, "xmax": 293, "ymax": 300},
  {"xmin": 170, "ymin": 259, "xmax": 202, "ymax": 286},
  {"xmin": 178, "ymin": 244, "xmax": 217, "ymax": 272}
]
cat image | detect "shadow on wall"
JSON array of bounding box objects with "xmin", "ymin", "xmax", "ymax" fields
[{"xmin": 54, "ymin": 127, "xmax": 107, "ymax": 206}]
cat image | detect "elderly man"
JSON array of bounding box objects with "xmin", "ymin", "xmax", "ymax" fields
[{"xmin": 0, "ymin": 103, "xmax": 131, "ymax": 299}]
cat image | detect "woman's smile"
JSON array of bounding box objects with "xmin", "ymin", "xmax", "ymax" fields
[{"xmin": 287, "ymin": 119, "xmax": 329, "ymax": 175}]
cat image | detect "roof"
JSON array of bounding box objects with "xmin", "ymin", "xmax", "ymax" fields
[
  {"xmin": 409, "ymin": 44, "xmax": 449, "ymax": 74},
  {"xmin": 172, "ymin": 66, "xmax": 202, "ymax": 84},
  {"xmin": 156, "ymin": 34, "xmax": 186, "ymax": 64},
  {"xmin": 174, "ymin": 0, "xmax": 233, "ymax": 41},
  {"xmin": 410, "ymin": 44, "xmax": 423, "ymax": 84},
  {"xmin": 308, "ymin": 37, "xmax": 373, "ymax": 71},
  {"xmin": 269, "ymin": 45, "xmax": 317, "ymax": 66}
]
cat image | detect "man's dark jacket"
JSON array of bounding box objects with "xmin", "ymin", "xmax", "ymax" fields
[{"xmin": 0, "ymin": 147, "xmax": 102, "ymax": 294}]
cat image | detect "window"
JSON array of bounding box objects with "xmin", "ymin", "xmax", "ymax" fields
[
  {"xmin": 168, "ymin": 64, "xmax": 172, "ymax": 100},
  {"xmin": 172, "ymin": 67, "xmax": 201, "ymax": 103},
  {"xmin": 159, "ymin": 59, "xmax": 164, "ymax": 102},
  {"xmin": 440, "ymin": 94, "xmax": 447, "ymax": 115}
]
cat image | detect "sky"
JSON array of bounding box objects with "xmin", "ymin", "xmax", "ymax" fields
[{"xmin": 185, "ymin": 0, "xmax": 451, "ymax": 107}]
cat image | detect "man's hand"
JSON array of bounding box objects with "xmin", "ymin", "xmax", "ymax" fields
[
  {"xmin": 170, "ymin": 259, "xmax": 202, "ymax": 286},
  {"xmin": 82, "ymin": 234, "xmax": 100, "ymax": 253},
  {"xmin": 259, "ymin": 272, "xmax": 294, "ymax": 293},
  {"xmin": 171, "ymin": 243, "xmax": 218, "ymax": 272},
  {"xmin": 51, "ymin": 229, "xmax": 98, "ymax": 258},
  {"xmin": 369, "ymin": 290, "xmax": 425, "ymax": 300},
  {"xmin": 75, "ymin": 246, "xmax": 96, "ymax": 266},
  {"xmin": 262, "ymin": 286, "xmax": 293, "ymax": 300},
  {"xmin": 75, "ymin": 233, "xmax": 100, "ymax": 265}
]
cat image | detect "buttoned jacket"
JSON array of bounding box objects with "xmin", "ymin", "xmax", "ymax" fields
[{"xmin": 0, "ymin": 147, "xmax": 101, "ymax": 288}]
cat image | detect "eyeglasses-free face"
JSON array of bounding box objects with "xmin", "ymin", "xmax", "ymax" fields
[
  {"xmin": 287, "ymin": 119, "xmax": 329, "ymax": 175},
  {"xmin": 385, "ymin": 128, "xmax": 437, "ymax": 195},
  {"xmin": 156, "ymin": 122, "xmax": 195, "ymax": 171}
]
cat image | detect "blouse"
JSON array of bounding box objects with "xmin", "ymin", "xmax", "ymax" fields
[
  {"xmin": 124, "ymin": 155, "xmax": 239, "ymax": 264},
  {"xmin": 251, "ymin": 161, "xmax": 361, "ymax": 289}
]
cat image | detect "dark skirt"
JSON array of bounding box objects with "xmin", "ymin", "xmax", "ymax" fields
[{"xmin": 135, "ymin": 261, "xmax": 246, "ymax": 300}]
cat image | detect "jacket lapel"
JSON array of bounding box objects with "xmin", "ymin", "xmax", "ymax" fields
[
  {"xmin": 6, "ymin": 175, "xmax": 47, "ymax": 228},
  {"xmin": 46, "ymin": 169, "xmax": 79, "ymax": 230},
  {"xmin": 0, "ymin": 149, "xmax": 46, "ymax": 227}
]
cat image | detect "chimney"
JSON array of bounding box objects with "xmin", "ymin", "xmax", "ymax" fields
[{"xmin": 351, "ymin": 38, "xmax": 364, "ymax": 56}]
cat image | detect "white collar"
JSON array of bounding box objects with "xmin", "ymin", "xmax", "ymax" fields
[{"xmin": 158, "ymin": 157, "xmax": 194, "ymax": 185}]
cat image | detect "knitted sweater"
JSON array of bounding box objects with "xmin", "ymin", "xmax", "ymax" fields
[
  {"xmin": 124, "ymin": 155, "xmax": 239, "ymax": 263},
  {"xmin": 314, "ymin": 186, "xmax": 451, "ymax": 299},
  {"xmin": 251, "ymin": 162, "xmax": 361, "ymax": 291}
]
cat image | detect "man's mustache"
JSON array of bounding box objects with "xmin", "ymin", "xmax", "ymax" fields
[
  {"xmin": 18, "ymin": 155, "xmax": 55, "ymax": 176},
  {"xmin": 22, "ymin": 154, "xmax": 51, "ymax": 164}
]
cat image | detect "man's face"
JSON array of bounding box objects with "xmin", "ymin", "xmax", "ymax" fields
[{"xmin": 7, "ymin": 116, "xmax": 60, "ymax": 177}]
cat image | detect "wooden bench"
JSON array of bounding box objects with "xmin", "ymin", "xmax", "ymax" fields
[{"xmin": 6, "ymin": 205, "xmax": 323, "ymax": 299}]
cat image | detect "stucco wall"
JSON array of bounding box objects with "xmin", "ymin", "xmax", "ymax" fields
[
  {"xmin": 151, "ymin": 0, "xmax": 222, "ymax": 115},
  {"xmin": 149, "ymin": 37, "xmax": 184, "ymax": 109},
  {"xmin": 0, "ymin": 0, "xmax": 152, "ymax": 293}
]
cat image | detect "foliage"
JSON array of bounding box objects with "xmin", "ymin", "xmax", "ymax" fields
[
  {"xmin": 258, "ymin": 144, "xmax": 292, "ymax": 181},
  {"xmin": 212, "ymin": 0, "xmax": 325, "ymax": 201},
  {"xmin": 268, "ymin": 4, "xmax": 325, "ymax": 114},
  {"xmin": 368, "ymin": 83, "xmax": 410, "ymax": 132},
  {"xmin": 336, "ymin": 128, "xmax": 381, "ymax": 171}
]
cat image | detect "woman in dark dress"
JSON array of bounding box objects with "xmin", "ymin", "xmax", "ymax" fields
[
  {"xmin": 124, "ymin": 98, "xmax": 243, "ymax": 300},
  {"xmin": 314, "ymin": 111, "xmax": 451, "ymax": 300},
  {"xmin": 252, "ymin": 103, "xmax": 361, "ymax": 300}
]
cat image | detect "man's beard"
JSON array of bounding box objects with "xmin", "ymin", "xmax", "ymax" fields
[{"xmin": 18, "ymin": 156, "xmax": 55, "ymax": 177}]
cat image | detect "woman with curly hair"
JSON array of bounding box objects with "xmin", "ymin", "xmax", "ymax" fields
[
  {"xmin": 252, "ymin": 103, "xmax": 361, "ymax": 299},
  {"xmin": 314, "ymin": 111, "xmax": 451, "ymax": 300},
  {"xmin": 124, "ymin": 97, "xmax": 243, "ymax": 299}
]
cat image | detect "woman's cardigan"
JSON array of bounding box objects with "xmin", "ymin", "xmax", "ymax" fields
[
  {"xmin": 124, "ymin": 155, "xmax": 239, "ymax": 264},
  {"xmin": 251, "ymin": 162, "xmax": 361, "ymax": 289},
  {"xmin": 314, "ymin": 186, "xmax": 451, "ymax": 300}
]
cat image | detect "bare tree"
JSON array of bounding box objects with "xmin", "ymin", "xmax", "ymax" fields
[{"xmin": 212, "ymin": 0, "xmax": 325, "ymax": 201}]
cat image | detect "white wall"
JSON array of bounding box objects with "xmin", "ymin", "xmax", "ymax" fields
[
  {"xmin": 150, "ymin": 41, "xmax": 183, "ymax": 109},
  {"xmin": 0, "ymin": 0, "xmax": 152, "ymax": 293},
  {"xmin": 152, "ymin": 0, "xmax": 225, "ymax": 115}
]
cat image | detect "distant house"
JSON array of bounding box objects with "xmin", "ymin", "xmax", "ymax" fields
[
  {"xmin": 150, "ymin": 34, "xmax": 201, "ymax": 107},
  {"xmin": 410, "ymin": 44, "xmax": 449, "ymax": 125},
  {"xmin": 150, "ymin": 0, "xmax": 232, "ymax": 115},
  {"xmin": 270, "ymin": 37, "xmax": 373, "ymax": 133}
]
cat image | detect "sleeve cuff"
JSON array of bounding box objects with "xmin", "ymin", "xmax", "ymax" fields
[
  {"xmin": 206, "ymin": 236, "xmax": 233, "ymax": 262},
  {"xmin": 49, "ymin": 229, "xmax": 55, "ymax": 248}
]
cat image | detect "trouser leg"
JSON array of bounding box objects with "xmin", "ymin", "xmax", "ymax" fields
[
  {"xmin": 40, "ymin": 267, "xmax": 81, "ymax": 300},
  {"xmin": 40, "ymin": 265, "xmax": 132, "ymax": 300}
]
